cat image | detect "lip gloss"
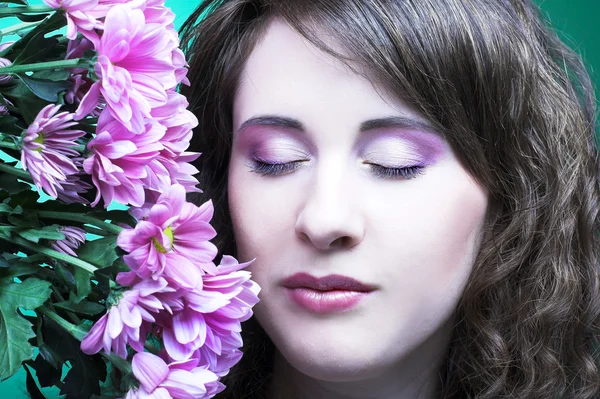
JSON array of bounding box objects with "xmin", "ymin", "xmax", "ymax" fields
[
  {"xmin": 285, "ymin": 287, "xmax": 369, "ymax": 313},
  {"xmin": 282, "ymin": 273, "xmax": 375, "ymax": 314}
]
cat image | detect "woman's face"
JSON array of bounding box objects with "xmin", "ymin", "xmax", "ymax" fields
[{"xmin": 228, "ymin": 20, "xmax": 488, "ymax": 382}]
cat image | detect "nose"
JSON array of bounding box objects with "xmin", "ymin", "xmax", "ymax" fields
[{"xmin": 294, "ymin": 171, "xmax": 364, "ymax": 251}]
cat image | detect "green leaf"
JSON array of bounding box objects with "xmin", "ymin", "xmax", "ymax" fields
[
  {"xmin": 0, "ymin": 224, "xmax": 14, "ymax": 238},
  {"xmin": 16, "ymin": 74, "xmax": 70, "ymax": 102},
  {"xmin": 0, "ymin": 263, "xmax": 39, "ymax": 278},
  {"xmin": 32, "ymin": 69, "xmax": 71, "ymax": 81},
  {"xmin": 1, "ymin": 79, "xmax": 49, "ymax": 124},
  {"xmin": 53, "ymin": 300, "xmax": 105, "ymax": 317},
  {"xmin": 0, "ymin": 174, "xmax": 31, "ymax": 195},
  {"xmin": 16, "ymin": 225, "xmax": 65, "ymax": 243},
  {"xmin": 0, "ymin": 11, "xmax": 64, "ymax": 60},
  {"xmin": 0, "ymin": 115, "xmax": 24, "ymax": 135},
  {"xmin": 73, "ymin": 265, "xmax": 92, "ymax": 299},
  {"xmin": 16, "ymin": 12, "xmax": 48, "ymax": 23},
  {"xmin": 12, "ymin": 32, "xmax": 57, "ymax": 66},
  {"xmin": 8, "ymin": 189, "xmax": 38, "ymax": 210},
  {"xmin": 24, "ymin": 363, "xmax": 47, "ymax": 399},
  {"xmin": 42, "ymin": 317, "xmax": 106, "ymax": 398},
  {"xmin": 0, "ymin": 277, "xmax": 51, "ymax": 380},
  {"xmin": 53, "ymin": 262, "xmax": 76, "ymax": 289},
  {"xmin": 27, "ymin": 352, "xmax": 62, "ymax": 388},
  {"xmin": 77, "ymin": 236, "xmax": 119, "ymax": 268},
  {"xmin": 0, "ymin": 0, "xmax": 28, "ymax": 5}
]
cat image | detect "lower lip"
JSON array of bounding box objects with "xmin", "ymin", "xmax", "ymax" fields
[{"xmin": 285, "ymin": 287, "xmax": 369, "ymax": 313}]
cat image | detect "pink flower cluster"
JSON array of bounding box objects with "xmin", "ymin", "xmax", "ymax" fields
[
  {"xmin": 16, "ymin": 2, "xmax": 262, "ymax": 397},
  {"xmin": 81, "ymin": 185, "xmax": 260, "ymax": 398},
  {"xmin": 32, "ymin": 0, "xmax": 199, "ymax": 209}
]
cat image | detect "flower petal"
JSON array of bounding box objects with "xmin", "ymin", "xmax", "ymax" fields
[{"xmin": 132, "ymin": 352, "xmax": 169, "ymax": 393}]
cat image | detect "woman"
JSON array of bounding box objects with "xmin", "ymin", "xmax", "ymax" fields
[{"xmin": 179, "ymin": 1, "xmax": 600, "ymax": 398}]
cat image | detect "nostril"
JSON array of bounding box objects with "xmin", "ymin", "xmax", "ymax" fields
[
  {"xmin": 330, "ymin": 235, "xmax": 352, "ymax": 249},
  {"xmin": 297, "ymin": 231, "xmax": 311, "ymax": 245}
]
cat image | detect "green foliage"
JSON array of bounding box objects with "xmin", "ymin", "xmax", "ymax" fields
[
  {"xmin": 0, "ymin": 253, "xmax": 39, "ymax": 278},
  {"xmin": 0, "ymin": 0, "xmax": 29, "ymax": 5},
  {"xmin": 17, "ymin": 74, "xmax": 71, "ymax": 102},
  {"xmin": 0, "ymin": 115, "xmax": 25, "ymax": 135},
  {"xmin": 0, "ymin": 11, "xmax": 65, "ymax": 60},
  {"xmin": 77, "ymin": 236, "xmax": 120, "ymax": 269},
  {"xmin": 16, "ymin": 225, "xmax": 66, "ymax": 243},
  {"xmin": 15, "ymin": 12, "xmax": 48, "ymax": 23},
  {"xmin": 24, "ymin": 364, "xmax": 47, "ymax": 399},
  {"xmin": 12, "ymin": 32, "xmax": 57, "ymax": 66},
  {"xmin": 0, "ymin": 277, "xmax": 51, "ymax": 381},
  {"xmin": 53, "ymin": 299, "xmax": 105, "ymax": 317},
  {"xmin": 41, "ymin": 318, "xmax": 107, "ymax": 398},
  {"xmin": 1, "ymin": 78, "xmax": 50, "ymax": 124}
]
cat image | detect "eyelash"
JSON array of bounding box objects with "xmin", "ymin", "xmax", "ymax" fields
[
  {"xmin": 249, "ymin": 160, "xmax": 425, "ymax": 180},
  {"xmin": 367, "ymin": 164, "xmax": 424, "ymax": 180},
  {"xmin": 249, "ymin": 160, "xmax": 304, "ymax": 176}
]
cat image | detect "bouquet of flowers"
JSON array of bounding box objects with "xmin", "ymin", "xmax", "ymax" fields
[{"xmin": 0, "ymin": 1, "xmax": 260, "ymax": 398}]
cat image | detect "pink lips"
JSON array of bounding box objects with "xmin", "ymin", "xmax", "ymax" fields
[{"xmin": 282, "ymin": 273, "xmax": 375, "ymax": 314}]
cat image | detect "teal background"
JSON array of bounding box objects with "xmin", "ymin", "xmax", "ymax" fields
[{"xmin": 0, "ymin": 0, "xmax": 598, "ymax": 398}]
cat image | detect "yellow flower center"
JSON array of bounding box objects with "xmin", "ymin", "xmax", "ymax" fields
[
  {"xmin": 33, "ymin": 134, "xmax": 44, "ymax": 152},
  {"xmin": 152, "ymin": 226, "xmax": 174, "ymax": 254}
]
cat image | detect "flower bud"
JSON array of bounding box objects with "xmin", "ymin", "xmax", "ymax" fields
[{"xmin": 0, "ymin": 57, "xmax": 12, "ymax": 85}]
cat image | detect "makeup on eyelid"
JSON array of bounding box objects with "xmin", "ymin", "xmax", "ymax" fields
[
  {"xmin": 358, "ymin": 129, "xmax": 447, "ymax": 166},
  {"xmin": 239, "ymin": 126, "xmax": 447, "ymax": 171}
]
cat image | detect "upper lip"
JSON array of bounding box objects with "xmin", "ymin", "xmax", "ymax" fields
[{"xmin": 282, "ymin": 273, "xmax": 376, "ymax": 292}]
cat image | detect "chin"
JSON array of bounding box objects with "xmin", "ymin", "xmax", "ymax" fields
[{"xmin": 274, "ymin": 336, "xmax": 389, "ymax": 382}]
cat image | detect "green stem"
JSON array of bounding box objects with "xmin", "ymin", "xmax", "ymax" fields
[
  {"xmin": 0, "ymin": 58, "xmax": 89, "ymax": 74},
  {"xmin": 144, "ymin": 341, "xmax": 160, "ymax": 355},
  {"xmin": 37, "ymin": 305, "xmax": 86, "ymax": 340},
  {"xmin": 0, "ymin": 234, "xmax": 97, "ymax": 273},
  {"xmin": 0, "ymin": 20, "xmax": 42, "ymax": 36},
  {"xmin": 51, "ymin": 286, "xmax": 82, "ymax": 325},
  {"xmin": 0, "ymin": 161, "xmax": 32, "ymax": 182},
  {"xmin": 38, "ymin": 211, "xmax": 125, "ymax": 236},
  {"xmin": 0, "ymin": 5, "xmax": 55, "ymax": 15},
  {"xmin": 78, "ymin": 117, "xmax": 98, "ymax": 126},
  {"xmin": 103, "ymin": 353, "xmax": 133, "ymax": 375},
  {"xmin": 0, "ymin": 141, "xmax": 18, "ymax": 150},
  {"xmin": 21, "ymin": 253, "xmax": 46, "ymax": 264}
]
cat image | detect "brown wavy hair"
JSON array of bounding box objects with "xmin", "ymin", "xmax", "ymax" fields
[{"xmin": 179, "ymin": 0, "xmax": 600, "ymax": 397}]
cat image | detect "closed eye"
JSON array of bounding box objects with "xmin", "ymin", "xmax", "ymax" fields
[
  {"xmin": 248, "ymin": 160, "xmax": 307, "ymax": 176},
  {"xmin": 366, "ymin": 163, "xmax": 424, "ymax": 180}
]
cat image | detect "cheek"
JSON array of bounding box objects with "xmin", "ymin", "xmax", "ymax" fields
[
  {"xmin": 227, "ymin": 160, "xmax": 299, "ymax": 282},
  {"xmin": 370, "ymin": 165, "xmax": 488, "ymax": 294}
]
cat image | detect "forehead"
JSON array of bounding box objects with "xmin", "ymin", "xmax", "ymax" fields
[{"xmin": 233, "ymin": 20, "xmax": 424, "ymax": 131}]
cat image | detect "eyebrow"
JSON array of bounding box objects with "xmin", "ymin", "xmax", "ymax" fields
[{"xmin": 237, "ymin": 115, "xmax": 440, "ymax": 135}]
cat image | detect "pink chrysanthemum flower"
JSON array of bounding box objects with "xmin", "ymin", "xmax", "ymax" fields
[
  {"xmin": 81, "ymin": 277, "xmax": 172, "ymax": 358},
  {"xmin": 149, "ymin": 91, "xmax": 201, "ymax": 193},
  {"xmin": 142, "ymin": 0, "xmax": 175, "ymax": 27},
  {"xmin": 50, "ymin": 226, "xmax": 86, "ymax": 256},
  {"xmin": 125, "ymin": 352, "xmax": 221, "ymax": 399},
  {"xmin": 83, "ymin": 110, "xmax": 165, "ymax": 207},
  {"xmin": 21, "ymin": 104, "xmax": 86, "ymax": 198},
  {"xmin": 151, "ymin": 91, "xmax": 198, "ymax": 158},
  {"xmin": 55, "ymin": 157, "xmax": 93, "ymax": 204},
  {"xmin": 162, "ymin": 256, "xmax": 260, "ymax": 362},
  {"xmin": 64, "ymin": 38, "xmax": 100, "ymax": 112},
  {"xmin": 117, "ymin": 184, "xmax": 218, "ymax": 289},
  {"xmin": 42, "ymin": 0, "xmax": 99, "ymax": 40},
  {"xmin": 75, "ymin": 4, "xmax": 177, "ymax": 133}
]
